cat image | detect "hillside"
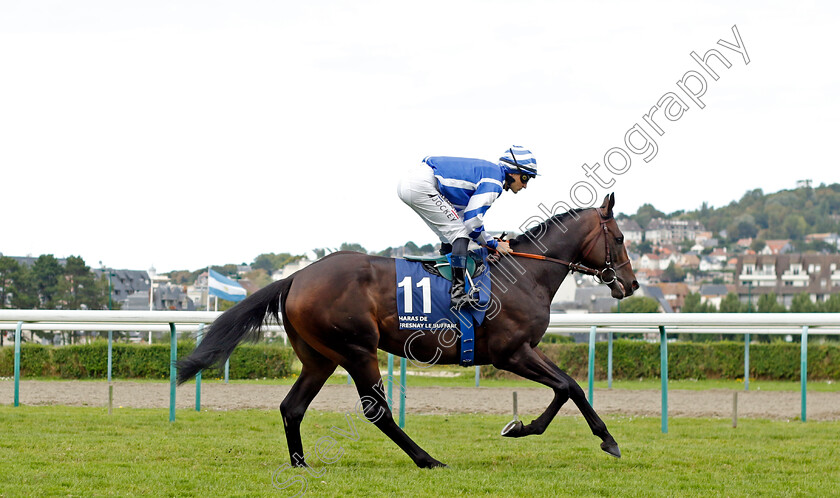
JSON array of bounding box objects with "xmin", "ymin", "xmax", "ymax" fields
[{"xmin": 620, "ymin": 183, "xmax": 840, "ymax": 246}]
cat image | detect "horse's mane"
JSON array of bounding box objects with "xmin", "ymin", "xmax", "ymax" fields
[{"xmin": 511, "ymin": 207, "xmax": 593, "ymax": 245}]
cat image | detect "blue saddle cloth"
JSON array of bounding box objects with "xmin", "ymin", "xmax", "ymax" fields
[{"xmin": 395, "ymin": 248, "xmax": 492, "ymax": 366}]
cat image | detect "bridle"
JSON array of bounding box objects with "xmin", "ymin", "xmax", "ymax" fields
[{"xmin": 496, "ymin": 209, "xmax": 631, "ymax": 285}]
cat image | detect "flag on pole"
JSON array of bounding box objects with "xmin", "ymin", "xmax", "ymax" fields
[{"xmin": 208, "ymin": 268, "xmax": 247, "ymax": 302}]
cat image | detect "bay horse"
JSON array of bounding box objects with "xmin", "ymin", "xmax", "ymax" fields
[{"xmin": 177, "ymin": 193, "xmax": 638, "ymax": 468}]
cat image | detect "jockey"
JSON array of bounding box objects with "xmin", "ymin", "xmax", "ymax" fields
[{"xmin": 397, "ymin": 145, "xmax": 538, "ymax": 308}]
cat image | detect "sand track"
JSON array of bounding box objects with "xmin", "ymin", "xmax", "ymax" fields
[{"xmin": 4, "ymin": 380, "xmax": 839, "ymax": 421}]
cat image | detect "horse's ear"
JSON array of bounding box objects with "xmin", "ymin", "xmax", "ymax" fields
[{"xmin": 599, "ymin": 193, "xmax": 615, "ymax": 217}]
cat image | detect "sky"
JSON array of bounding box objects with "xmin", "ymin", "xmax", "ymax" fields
[{"xmin": 2, "ymin": 1, "xmax": 839, "ymax": 272}]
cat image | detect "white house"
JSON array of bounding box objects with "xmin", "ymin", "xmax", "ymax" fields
[
  {"xmin": 617, "ymin": 219, "xmax": 643, "ymax": 243},
  {"xmin": 645, "ymin": 218, "xmax": 707, "ymax": 244},
  {"xmin": 699, "ymin": 256, "xmax": 723, "ymax": 272},
  {"xmin": 275, "ymin": 258, "xmax": 315, "ymax": 280}
]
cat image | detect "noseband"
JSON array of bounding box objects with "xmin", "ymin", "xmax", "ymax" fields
[
  {"xmin": 577, "ymin": 213, "xmax": 631, "ymax": 284},
  {"xmin": 499, "ymin": 210, "xmax": 630, "ymax": 285}
]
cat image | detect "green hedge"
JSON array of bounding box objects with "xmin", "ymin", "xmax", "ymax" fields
[
  {"xmin": 481, "ymin": 341, "xmax": 840, "ymax": 381},
  {"xmin": 3, "ymin": 341, "xmax": 838, "ymax": 382},
  {"xmin": 0, "ymin": 342, "xmax": 296, "ymax": 380}
]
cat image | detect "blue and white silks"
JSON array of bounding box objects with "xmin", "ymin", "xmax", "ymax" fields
[{"xmin": 422, "ymin": 157, "xmax": 504, "ymax": 249}]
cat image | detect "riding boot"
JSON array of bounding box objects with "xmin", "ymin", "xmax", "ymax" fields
[
  {"xmin": 439, "ymin": 242, "xmax": 453, "ymax": 256},
  {"xmin": 450, "ymin": 238, "xmax": 479, "ymax": 309},
  {"xmin": 450, "ymin": 266, "xmax": 479, "ymax": 309}
]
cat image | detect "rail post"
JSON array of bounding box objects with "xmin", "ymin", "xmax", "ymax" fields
[
  {"xmin": 588, "ymin": 325, "xmax": 596, "ymax": 405},
  {"xmin": 399, "ymin": 356, "xmax": 407, "ymax": 428},
  {"xmin": 387, "ymin": 353, "xmax": 394, "ymax": 411},
  {"xmin": 801, "ymin": 325, "xmax": 808, "ymax": 422},
  {"xmin": 744, "ymin": 332, "xmax": 750, "ymax": 391},
  {"xmin": 107, "ymin": 330, "xmax": 113, "ymax": 383},
  {"xmin": 660, "ymin": 325, "xmax": 668, "ymax": 434},
  {"xmin": 196, "ymin": 324, "xmax": 204, "ymax": 412},
  {"xmin": 169, "ymin": 323, "xmax": 177, "ymax": 422},
  {"xmin": 14, "ymin": 321, "xmax": 22, "ymax": 407},
  {"xmin": 475, "ymin": 365, "xmax": 480, "ymax": 387},
  {"xmin": 607, "ymin": 330, "xmax": 613, "ymax": 389}
]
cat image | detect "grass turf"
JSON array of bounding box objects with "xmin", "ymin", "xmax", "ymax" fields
[{"xmin": 2, "ymin": 405, "xmax": 839, "ymax": 497}]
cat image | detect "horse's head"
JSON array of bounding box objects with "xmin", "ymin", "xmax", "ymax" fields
[{"xmin": 577, "ymin": 194, "xmax": 639, "ymax": 299}]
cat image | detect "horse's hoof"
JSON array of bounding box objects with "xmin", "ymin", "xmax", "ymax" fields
[
  {"xmin": 418, "ymin": 457, "xmax": 448, "ymax": 469},
  {"xmin": 600, "ymin": 440, "xmax": 621, "ymax": 458},
  {"xmin": 501, "ymin": 420, "xmax": 524, "ymax": 437}
]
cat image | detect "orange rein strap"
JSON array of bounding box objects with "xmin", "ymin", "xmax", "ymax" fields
[{"xmin": 496, "ymin": 250, "xmax": 601, "ymax": 277}]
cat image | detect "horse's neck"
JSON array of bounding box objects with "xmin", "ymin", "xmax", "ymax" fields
[
  {"xmin": 512, "ymin": 213, "xmax": 595, "ymax": 300},
  {"xmin": 516, "ymin": 212, "xmax": 594, "ymax": 264}
]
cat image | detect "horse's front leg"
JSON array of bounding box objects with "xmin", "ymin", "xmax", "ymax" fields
[
  {"xmin": 493, "ymin": 344, "xmax": 620, "ymax": 458},
  {"xmin": 533, "ymin": 347, "xmax": 621, "ymax": 458},
  {"xmin": 493, "ymin": 343, "xmax": 570, "ymax": 438}
]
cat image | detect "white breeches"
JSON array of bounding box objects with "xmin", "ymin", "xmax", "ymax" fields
[{"xmin": 397, "ymin": 163, "xmax": 471, "ymax": 244}]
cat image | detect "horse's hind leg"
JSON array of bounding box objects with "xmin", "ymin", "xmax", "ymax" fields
[
  {"xmin": 345, "ymin": 356, "xmax": 446, "ymax": 469},
  {"xmin": 280, "ymin": 344, "xmax": 337, "ymax": 467}
]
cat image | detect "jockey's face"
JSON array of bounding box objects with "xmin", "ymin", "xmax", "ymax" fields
[{"xmin": 505, "ymin": 174, "xmax": 530, "ymax": 194}]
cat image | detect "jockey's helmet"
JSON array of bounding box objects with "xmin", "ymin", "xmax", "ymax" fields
[{"xmin": 499, "ymin": 146, "xmax": 538, "ymax": 177}]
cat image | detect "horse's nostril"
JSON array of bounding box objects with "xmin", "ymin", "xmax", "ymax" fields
[{"xmin": 632, "ymin": 280, "xmax": 639, "ymax": 290}]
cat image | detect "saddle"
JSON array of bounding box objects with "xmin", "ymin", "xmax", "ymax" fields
[{"xmin": 403, "ymin": 252, "xmax": 485, "ymax": 281}]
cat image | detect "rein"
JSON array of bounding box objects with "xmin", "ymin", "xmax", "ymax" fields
[
  {"xmin": 504, "ymin": 251, "xmax": 601, "ymax": 276},
  {"xmin": 493, "ymin": 211, "xmax": 630, "ymax": 284}
]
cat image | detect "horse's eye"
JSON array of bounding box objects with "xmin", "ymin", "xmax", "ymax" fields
[{"xmin": 616, "ymin": 236, "xmax": 624, "ymax": 244}]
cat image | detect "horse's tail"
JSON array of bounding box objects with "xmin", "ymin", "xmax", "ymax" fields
[{"xmin": 176, "ymin": 277, "xmax": 293, "ymax": 385}]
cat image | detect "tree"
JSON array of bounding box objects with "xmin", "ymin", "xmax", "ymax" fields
[
  {"xmin": 782, "ymin": 214, "xmax": 807, "ymax": 240},
  {"xmin": 821, "ymin": 294, "xmax": 840, "ymax": 312},
  {"xmin": 339, "ymin": 242, "xmax": 368, "ymax": 254},
  {"xmin": 636, "ymin": 241, "xmax": 653, "ymax": 255},
  {"xmin": 212, "ymin": 264, "xmax": 239, "ymax": 278},
  {"xmin": 0, "ymin": 256, "xmax": 20, "ymax": 308},
  {"xmin": 796, "ymin": 239, "xmax": 838, "ymax": 254},
  {"xmin": 6, "ymin": 262, "xmax": 37, "ymax": 309},
  {"xmin": 167, "ymin": 270, "xmax": 201, "ymax": 286},
  {"xmin": 735, "ymin": 219, "xmax": 758, "ymax": 239},
  {"xmin": 681, "ymin": 292, "xmax": 714, "ymax": 313},
  {"xmin": 252, "ymin": 253, "xmax": 304, "ymax": 273},
  {"xmin": 719, "ymin": 292, "xmax": 745, "ymax": 313},
  {"xmin": 661, "ymin": 262, "xmax": 686, "ymax": 282},
  {"xmin": 633, "ymin": 204, "xmax": 665, "ymax": 230},
  {"xmin": 244, "ymin": 269, "xmax": 272, "ymax": 289},
  {"xmin": 725, "ymin": 214, "xmax": 758, "ymax": 242},
  {"xmin": 403, "ymin": 241, "xmax": 421, "ymax": 255},
  {"xmin": 57, "ymin": 256, "xmax": 109, "ymax": 310},
  {"xmin": 252, "ymin": 253, "xmax": 276, "ymax": 272},
  {"xmin": 31, "ymin": 255, "xmax": 63, "ymax": 308},
  {"xmin": 757, "ymin": 293, "xmax": 786, "ymax": 313},
  {"xmin": 790, "ymin": 292, "xmax": 817, "ymax": 313},
  {"xmin": 613, "ymin": 296, "xmax": 660, "ymax": 313},
  {"xmin": 750, "ymin": 239, "xmax": 766, "ymax": 252},
  {"xmin": 682, "ymin": 292, "xmax": 701, "ymax": 312}
]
